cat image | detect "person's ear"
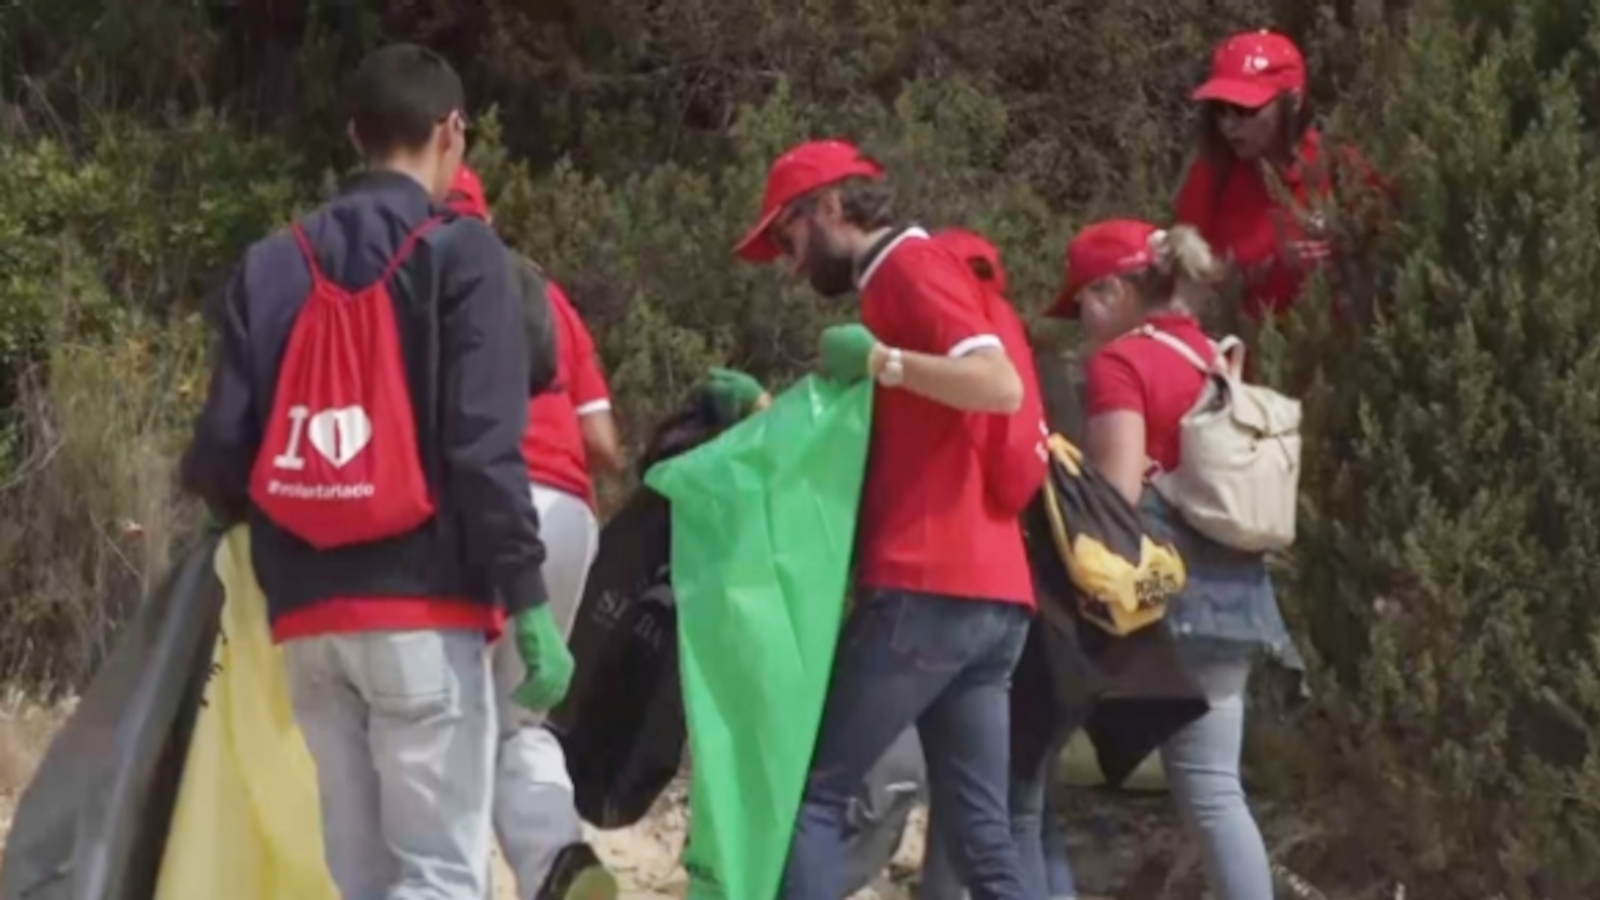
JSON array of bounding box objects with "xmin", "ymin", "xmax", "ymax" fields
[
  {"xmin": 436, "ymin": 115, "xmax": 456, "ymax": 156},
  {"xmin": 818, "ymin": 188, "xmax": 844, "ymax": 223},
  {"xmin": 346, "ymin": 120, "xmax": 363, "ymax": 155}
]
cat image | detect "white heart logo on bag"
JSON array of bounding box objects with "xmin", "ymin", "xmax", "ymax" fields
[{"xmin": 307, "ymin": 406, "xmax": 373, "ymax": 469}]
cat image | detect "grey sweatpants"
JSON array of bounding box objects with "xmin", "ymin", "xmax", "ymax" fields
[
  {"xmin": 285, "ymin": 629, "xmax": 496, "ymax": 900},
  {"xmin": 491, "ymin": 483, "xmax": 601, "ymax": 899}
]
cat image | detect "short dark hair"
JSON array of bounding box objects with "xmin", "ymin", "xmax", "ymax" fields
[
  {"xmin": 790, "ymin": 176, "xmax": 896, "ymax": 231},
  {"xmin": 342, "ymin": 43, "xmax": 464, "ymax": 158}
]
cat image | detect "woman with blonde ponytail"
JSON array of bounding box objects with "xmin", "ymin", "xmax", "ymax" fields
[{"xmin": 1040, "ymin": 218, "xmax": 1303, "ymax": 900}]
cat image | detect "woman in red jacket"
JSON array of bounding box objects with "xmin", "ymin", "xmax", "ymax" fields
[{"xmin": 1175, "ymin": 29, "xmax": 1337, "ymax": 321}]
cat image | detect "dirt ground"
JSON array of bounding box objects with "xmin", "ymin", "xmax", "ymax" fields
[
  {"xmin": 1, "ymin": 694, "xmax": 1304, "ymax": 900},
  {"xmin": 0, "ymin": 696, "xmax": 916, "ymax": 899}
]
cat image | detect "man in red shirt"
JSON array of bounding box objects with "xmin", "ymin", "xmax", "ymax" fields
[
  {"xmin": 447, "ymin": 167, "xmax": 623, "ymax": 900},
  {"xmin": 736, "ymin": 139, "xmax": 1034, "ymax": 900}
]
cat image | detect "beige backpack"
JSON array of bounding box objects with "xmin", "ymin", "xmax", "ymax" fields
[{"xmin": 1139, "ymin": 326, "xmax": 1302, "ymax": 553}]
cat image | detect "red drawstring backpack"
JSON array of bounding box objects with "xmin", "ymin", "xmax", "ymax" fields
[{"xmin": 248, "ymin": 218, "xmax": 441, "ymax": 549}]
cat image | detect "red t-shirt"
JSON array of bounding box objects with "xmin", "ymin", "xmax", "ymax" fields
[
  {"xmin": 1175, "ymin": 130, "xmax": 1338, "ymax": 320},
  {"xmin": 857, "ymin": 228, "xmax": 1035, "ymax": 608},
  {"xmin": 524, "ymin": 281, "xmax": 611, "ymax": 508},
  {"xmin": 1084, "ymin": 313, "xmax": 1217, "ymax": 473}
]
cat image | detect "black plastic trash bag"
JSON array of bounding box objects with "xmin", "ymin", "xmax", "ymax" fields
[
  {"xmin": 547, "ymin": 402, "xmax": 728, "ymax": 829},
  {"xmin": 2, "ymin": 535, "xmax": 223, "ymax": 900}
]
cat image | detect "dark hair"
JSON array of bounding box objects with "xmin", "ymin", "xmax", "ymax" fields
[
  {"xmin": 791, "ymin": 176, "xmax": 896, "ymax": 231},
  {"xmin": 1197, "ymin": 90, "xmax": 1315, "ymax": 167},
  {"xmin": 342, "ymin": 43, "xmax": 464, "ymax": 158}
]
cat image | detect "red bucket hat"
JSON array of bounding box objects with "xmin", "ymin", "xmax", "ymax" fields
[
  {"xmin": 1048, "ymin": 219, "xmax": 1162, "ymax": 319},
  {"xmin": 446, "ymin": 165, "xmax": 491, "ymax": 221},
  {"xmin": 735, "ymin": 139, "xmax": 886, "ymax": 263},
  {"xmin": 1192, "ymin": 30, "xmax": 1306, "ymax": 109},
  {"xmin": 934, "ymin": 228, "xmax": 1009, "ymax": 296}
]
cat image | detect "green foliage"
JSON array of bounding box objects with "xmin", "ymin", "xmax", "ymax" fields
[
  {"xmin": 8, "ymin": 0, "xmax": 1600, "ymax": 891},
  {"xmin": 0, "ymin": 111, "xmax": 315, "ymax": 693},
  {"xmin": 1257, "ymin": 4, "xmax": 1600, "ymax": 894}
]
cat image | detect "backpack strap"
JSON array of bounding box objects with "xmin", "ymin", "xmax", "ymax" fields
[
  {"xmin": 1138, "ymin": 325, "xmax": 1247, "ymax": 380},
  {"xmin": 380, "ymin": 216, "xmax": 447, "ymax": 283},
  {"xmin": 288, "ymin": 215, "xmax": 447, "ymax": 292},
  {"xmin": 288, "ymin": 222, "xmax": 330, "ymax": 289}
]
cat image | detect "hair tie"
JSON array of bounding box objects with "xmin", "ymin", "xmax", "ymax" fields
[{"xmin": 1148, "ymin": 228, "xmax": 1171, "ymax": 262}]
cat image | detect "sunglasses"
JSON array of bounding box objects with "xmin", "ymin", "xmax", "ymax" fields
[{"xmin": 1212, "ymin": 101, "xmax": 1270, "ymax": 120}]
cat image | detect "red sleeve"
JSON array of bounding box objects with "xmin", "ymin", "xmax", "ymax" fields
[
  {"xmin": 1173, "ymin": 156, "xmax": 1215, "ymax": 234},
  {"xmin": 549, "ymin": 282, "xmax": 611, "ymax": 414},
  {"xmin": 1084, "ymin": 347, "xmax": 1146, "ymax": 417},
  {"xmin": 878, "ymin": 244, "xmax": 1000, "ymax": 357}
]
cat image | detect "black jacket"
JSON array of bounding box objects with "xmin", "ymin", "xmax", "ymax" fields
[{"xmin": 181, "ymin": 171, "xmax": 549, "ymax": 621}]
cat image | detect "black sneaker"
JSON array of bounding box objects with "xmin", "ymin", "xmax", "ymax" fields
[{"xmin": 537, "ymin": 842, "xmax": 619, "ymax": 900}]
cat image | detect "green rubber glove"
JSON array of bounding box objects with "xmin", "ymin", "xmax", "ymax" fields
[
  {"xmin": 702, "ymin": 367, "xmax": 768, "ymax": 423},
  {"xmin": 510, "ymin": 605, "xmax": 575, "ymax": 711},
  {"xmin": 818, "ymin": 324, "xmax": 880, "ymax": 383}
]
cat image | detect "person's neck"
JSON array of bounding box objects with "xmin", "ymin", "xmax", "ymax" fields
[
  {"xmin": 847, "ymin": 225, "xmax": 898, "ymax": 273},
  {"xmin": 1148, "ymin": 299, "xmax": 1196, "ymax": 320},
  {"xmin": 368, "ymin": 155, "xmax": 439, "ymax": 199}
]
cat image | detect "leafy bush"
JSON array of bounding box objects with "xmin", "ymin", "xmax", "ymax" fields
[
  {"xmin": 1255, "ymin": 5, "xmax": 1600, "ymax": 894},
  {"xmin": 8, "ymin": 0, "xmax": 1600, "ymax": 891},
  {"xmin": 0, "ymin": 113, "xmax": 315, "ymax": 693}
]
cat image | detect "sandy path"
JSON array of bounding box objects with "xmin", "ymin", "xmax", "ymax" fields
[{"xmin": 491, "ymin": 778, "xmax": 919, "ymax": 899}]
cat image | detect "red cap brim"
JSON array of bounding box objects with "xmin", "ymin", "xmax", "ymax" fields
[
  {"xmin": 734, "ymin": 205, "xmax": 785, "ymax": 263},
  {"xmin": 1191, "ymin": 78, "xmax": 1279, "ymax": 108}
]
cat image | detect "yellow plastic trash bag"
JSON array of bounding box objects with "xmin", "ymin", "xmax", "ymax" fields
[{"xmin": 154, "ymin": 525, "xmax": 337, "ymax": 900}]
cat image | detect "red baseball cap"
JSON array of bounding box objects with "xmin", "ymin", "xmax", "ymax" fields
[
  {"xmin": 1048, "ymin": 219, "xmax": 1161, "ymax": 318},
  {"xmin": 1192, "ymin": 30, "xmax": 1306, "ymax": 109},
  {"xmin": 935, "ymin": 228, "xmax": 1008, "ymax": 296},
  {"xmin": 446, "ymin": 165, "xmax": 491, "ymax": 221},
  {"xmin": 735, "ymin": 139, "xmax": 886, "ymax": 263}
]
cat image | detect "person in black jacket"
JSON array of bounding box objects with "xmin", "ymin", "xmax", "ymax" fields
[{"xmin": 180, "ymin": 43, "xmax": 569, "ymax": 899}]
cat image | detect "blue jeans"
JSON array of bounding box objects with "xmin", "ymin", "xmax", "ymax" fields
[
  {"xmin": 780, "ymin": 590, "xmax": 1031, "ymax": 900},
  {"xmin": 921, "ymin": 740, "xmax": 1078, "ymax": 900},
  {"xmin": 1160, "ymin": 661, "xmax": 1272, "ymax": 900}
]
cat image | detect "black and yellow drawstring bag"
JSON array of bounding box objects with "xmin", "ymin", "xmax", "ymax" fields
[{"xmin": 1039, "ymin": 434, "xmax": 1187, "ymax": 636}]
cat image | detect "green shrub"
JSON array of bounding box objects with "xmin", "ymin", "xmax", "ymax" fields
[
  {"xmin": 0, "ymin": 113, "xmax": 316, "ymax": 693},
  {"xmin": 1259, "ymin": 5, "xmax": 1600, "ymax": 894}
]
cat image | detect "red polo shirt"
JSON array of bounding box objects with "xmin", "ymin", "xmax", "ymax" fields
[
  {"xmin": 1175, "ymin": 130, "xmax": 1337, "ymax": 320},
  {"xmin": 524, "ymin": 281, "xmax": 611, "ymax": 508},
  {"xmin": 857, "ymin": 228, "xmax": 1035, "ymax": 608},
  {"xmin": 1084, "ymin": 313, "xmax": 1217, "ymax": 472}
]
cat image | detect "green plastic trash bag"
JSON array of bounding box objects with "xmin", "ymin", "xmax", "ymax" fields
[{"xmin": 644, "ymin": 374, "xmax": 874, "ymax": 900}]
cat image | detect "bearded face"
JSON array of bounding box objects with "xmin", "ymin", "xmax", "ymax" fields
[
  {"xmin": 772, "ymin": 202, "xmax": 859, "ymax": 298},
  {"xmin": 800, "ymin": 225, "xmax": 857, "ymax": 297}
]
